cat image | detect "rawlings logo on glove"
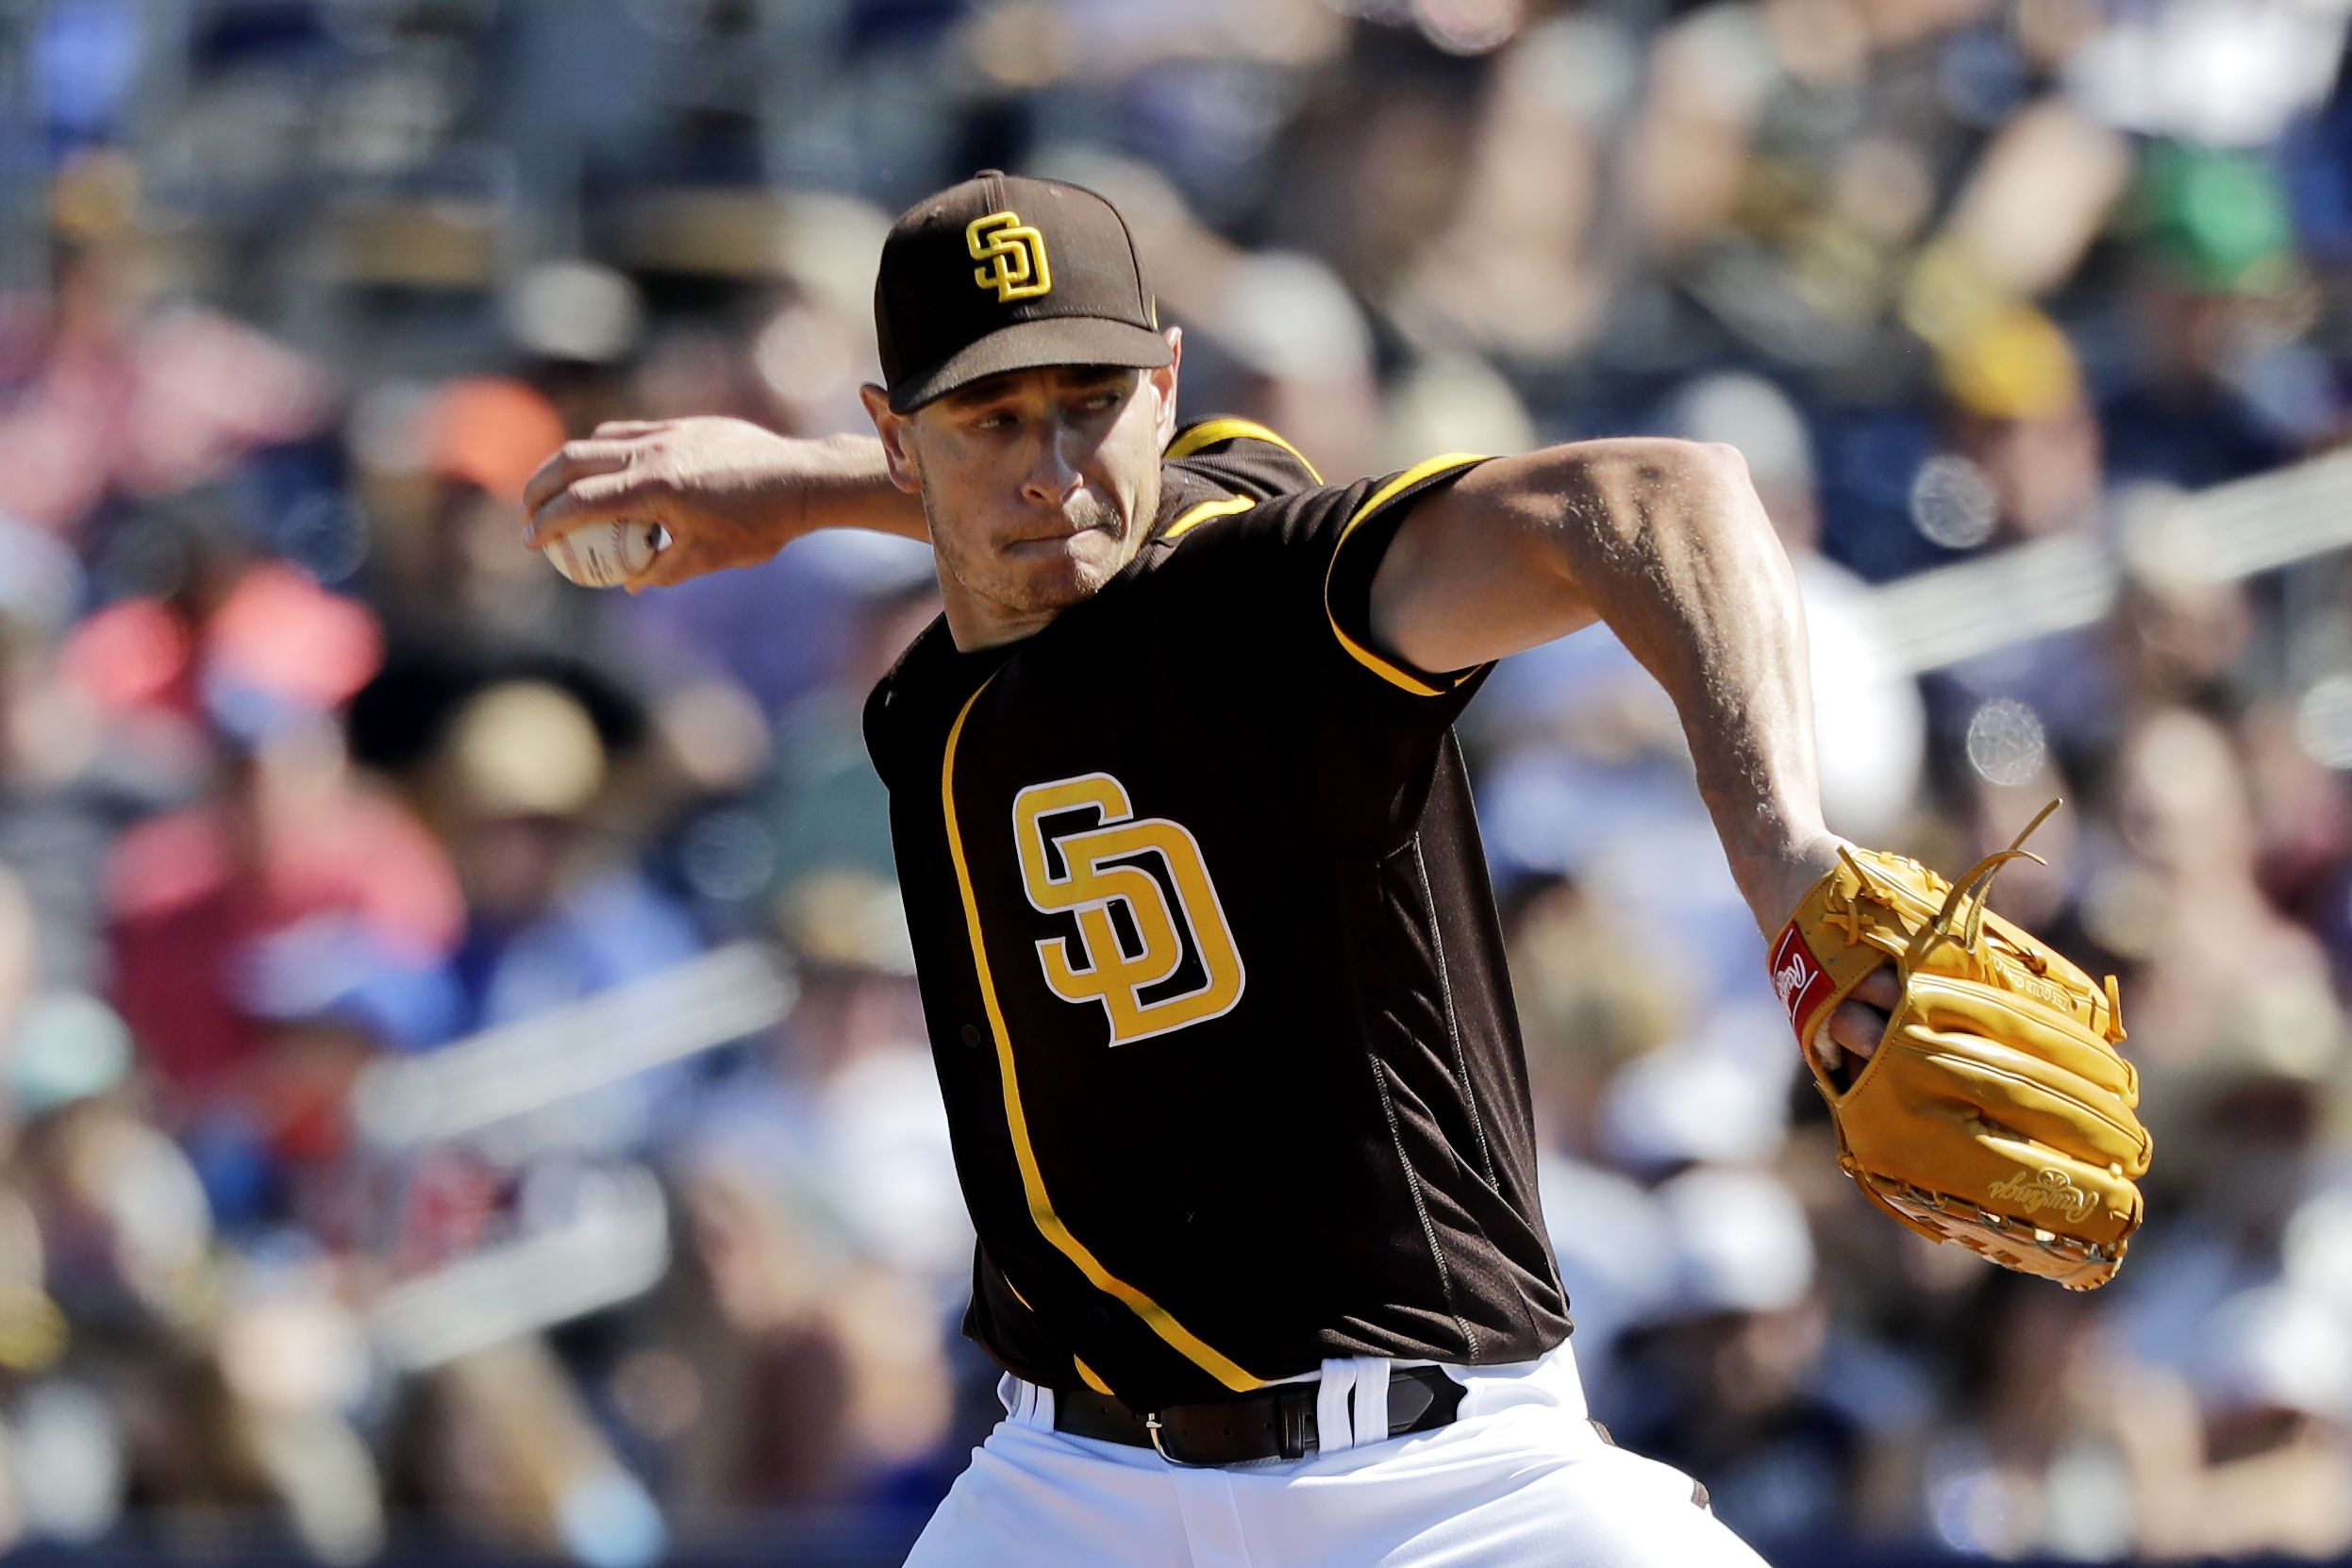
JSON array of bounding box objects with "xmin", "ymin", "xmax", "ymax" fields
[
  {"xmin": 1769, "ymin": 927, "xmax": 1832, "ymax": 1025},
  {"xmin": 1772, "ymin": 803, "xmax": 2150, "ymax": 1291},
  {"xmin": 1986, "ymin": 1169, "xmax": 2099, "ymax": 1224}
]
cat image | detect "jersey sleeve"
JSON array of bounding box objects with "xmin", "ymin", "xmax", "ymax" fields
[
  {"xmin": 1187, "ymin": 452, "xmax": 1493, "ymax": 709},
  {"xmin": 1159, "ymin": 424, "xmax": 1493, "ymax": 705},
  {"xmin": 1315, "ymin": 455, "xmax": 1495, "ymax": 704}
]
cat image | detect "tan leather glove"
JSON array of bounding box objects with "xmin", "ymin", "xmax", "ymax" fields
[{"xmin": 1771, "ymin": 806, "xmax": 2150, "ymax": 1290}]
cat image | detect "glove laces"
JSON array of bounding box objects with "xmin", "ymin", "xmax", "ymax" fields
[
  {"xmin": 1840, "ymin": 798, "xmax": 2127, "ymax": 1045},
  {"xmin": 1905, "ymin": 797, "xmax": 2061, "ymax": 972}
]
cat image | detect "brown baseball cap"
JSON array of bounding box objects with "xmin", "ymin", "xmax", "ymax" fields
[{"xmin": 875, "ymin": 171, "xmax": 1170, "ymax": 413}]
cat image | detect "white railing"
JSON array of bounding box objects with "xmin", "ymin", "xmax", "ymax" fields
[
  {"xmin": 354, "ymin": 942, "xmax": 796, "ymax": 1367},
  {"xmin": 1866, "ymin": 449, "xmax": 2352, "ymax": 676}
]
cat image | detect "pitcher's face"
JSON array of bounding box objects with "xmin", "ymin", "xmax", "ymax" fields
[{"xmin": 863, "ymin": 334, "xmax": 1180, "ymax": 645}]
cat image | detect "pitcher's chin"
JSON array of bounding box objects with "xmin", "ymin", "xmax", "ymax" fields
[{"xmin": 1006, "ymin": 534, "xmax": 1124, "ymax": 605}]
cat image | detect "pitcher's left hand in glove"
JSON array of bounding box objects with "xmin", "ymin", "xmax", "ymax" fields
[{"xmin": 1771, "ymin": 803, "xmax": 2150, "ymax": 1290}]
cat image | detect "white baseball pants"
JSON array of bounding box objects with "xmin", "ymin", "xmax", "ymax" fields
[{"xmin": 903, "ymin": 1343, "xmax": 1772, "ymax": 1567}]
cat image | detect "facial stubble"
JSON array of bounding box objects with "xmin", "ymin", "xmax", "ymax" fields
[{"xmin": 921, "ymin": 464, "xmax": 1160, "ymax": 619}]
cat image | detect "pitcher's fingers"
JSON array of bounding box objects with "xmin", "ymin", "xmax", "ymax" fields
[
  {"xmin": 522, "ymin": 439, "xmax": 642, "ymax": 522},
  {"xmin": 1852, "ymin": 967, "xmax": 1901, "ymax": 1011},
  {"xmin": 592, "ymin": 420, "xmax": 675, "ymax": 438},
  {"xmin": 522, "ymin": 452, "xmax": 569, "ymax": 524},
  {"xmin": 625, "ymin": 536, "xmax": 701, "ymax": 593},
  {"xmin": 527, "ymin": 470, "xmax": 657, "ymax": 548},
  {"xmin": 1826, "ymin": 995, "xmax": 1892, "ymax": 1063},
  {"xmin": 626, "ymin": 538, "xmax": 722, "ymax": 592}
]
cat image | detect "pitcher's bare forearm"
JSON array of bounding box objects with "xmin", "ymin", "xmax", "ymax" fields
[
  {"xmin": 1372, "ymin": 441, "xmax": 1836, "ymax": 932},
  {"xmin": 523, "ymin": 419, "xmax": 928, "ymax": 589},
  {"xmin": 774, "ymin": 432, "xmax": 931, "ymax": 544}
]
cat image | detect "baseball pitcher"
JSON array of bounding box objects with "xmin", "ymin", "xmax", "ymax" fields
[{"xmin": 525, "ymin": 173, "xmax": 2147, "ymax": 1566}]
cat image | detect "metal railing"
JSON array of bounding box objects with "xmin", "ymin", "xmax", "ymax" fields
[
  {"xmin": 351, "ymin": 942, "xmax": 797, "ymax": 1369},
  {"xmin": 1866, "ymin": 449, "xmax": 2352, "ymax": 677}
]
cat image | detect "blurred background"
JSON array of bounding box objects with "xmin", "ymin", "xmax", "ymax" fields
[{"xmin": 0, "ymin": 0, "xmax": 2350, "ymax": 1563}]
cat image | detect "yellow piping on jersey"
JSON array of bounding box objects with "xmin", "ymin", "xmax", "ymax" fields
[
  {"xmin": 1074, "ymin": 1357, "xmax": 1116, "ymax": 1396},
  {"xmin": 1165, "ymin": 418, "xmax": 1324, "ymax": 484},
  {"xmin": 942, "ymin": 677, "xmax": 1267, "ymax": 1393},
  {"xmin": 1323, "ymin": 453, "xmax": 1488, "ymax": 697},
  {"xmin": 1162, "ymin": 495, "xmax": 1255, "ymax": 541}
]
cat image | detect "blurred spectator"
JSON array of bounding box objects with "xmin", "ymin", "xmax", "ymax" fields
[
  {"xmin": 0, "ymin": 153, "xmax": 337, "ymax": 544},
  {"xmin": 756, "ymin": 573, "xmax": 940, "ymax": 896},
  {"xmin": 1536, "ymin": 1153, "xmax": 1671, "ymax": 1416},
  {"xmin": 368, "ymin": 377, "xmax": 588, "ymax": 660},
  {"xmin": 1904, "ymin": 1269, "xmax": 2202, "ymax": 1560},
  {"xmin": 2183, "ymin": 1284, "xmax": 2352, "ymax": 1559},
  {"xmin": 398, "ymin": 679, "xmax": 703, "ymax": 1054},
  {"xmin": 1201, "ymin": 251, "xmax": 1381, "ymax": 484},
  {"xmin": 387, "ymin": 1338, "xmax": 662, "ymax": 1566},
  {"xmin": 636, "ymin": 864, "xmax": 962, "ymax": 1520},
  {"xmin": 2100, "ymin": 143, "xmax": 2313, "ymax": 487},
  {"xmin": 0, "ymin": 996, "xmax": 392, "ymax": 1559},
  {"xmin": 98, "ymin": 552, "xmax": 460, "ymax": 1129},
  {"xmin": 1916, "ymin": 308, "xmax": 2125, "ymax": 761},
  {"xmin": 1606, "ymin": 1166, "xmax": 1879, "ymax": 1545},
  {"xmin": 690, "ymin": 866, "xmax": 965, "ymax": 1300},
  {"xmin": 1941, "ymin": 306, "xmax": 2102, "ymax": 547},
  {"xmin": 2105, "ymin": 565, "xmax": 2258, "ymax": 723},
  {"xmin": 1507, "ymin": 872, "xmax": 1692, "ymax": 1159},
  {"xmin": 0, "ymin": 517, "xmax": 157, "ymax": 995},
  {"xmin": 500, "ymin": 262, "xmax": 648, "ymax": 441},
  {"xmin": 2090, "ymin": 707, "xmax": 2342, "ymax": 1074},
  {"xmin": 2112, "ymin": 994, "xmax": 2346, "ymax": 1379}
]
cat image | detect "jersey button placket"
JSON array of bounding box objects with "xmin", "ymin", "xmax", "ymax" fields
[{"xmin": 960, "ymin": 1023, "xmax": 985, "ymax": 1051}]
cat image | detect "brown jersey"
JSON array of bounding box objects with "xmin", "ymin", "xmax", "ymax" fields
[{"xmin": 862, "ymin": 419, "xmax": 1570, "ymax": 1410}]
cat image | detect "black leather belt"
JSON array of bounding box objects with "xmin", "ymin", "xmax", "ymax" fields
[{"xmin": 1052, "ymin": 1365, "xmax": 1467, "ymax": 1465}]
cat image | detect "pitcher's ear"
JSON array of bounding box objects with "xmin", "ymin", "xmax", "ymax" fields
[
  {"xmin": 1149, "ymin": 327, "xmax": 1182, "ymax": 449},
  {"xmin": 860, "ymin": 385, "xmax": 923, "ymax": 494}
]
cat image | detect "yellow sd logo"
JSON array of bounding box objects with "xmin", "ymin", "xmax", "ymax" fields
[
  {"xmin": 1013, "ymin": 774, "xmax": 1244, "ymax": 1045},
  {"xmin": 966, "ymin": 210, "xmax": 1053, "ymax": 303}
]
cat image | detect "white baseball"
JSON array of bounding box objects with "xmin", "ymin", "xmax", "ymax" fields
[{"xmin": 544, "ymin": 520, "xmax": 669, "ymax": 589}]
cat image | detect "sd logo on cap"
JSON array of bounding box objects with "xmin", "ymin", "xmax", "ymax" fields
[
  {"xmin": 875, "ymin": 171, "xmax": 1169, "ymax": 413},
  {"xmin": 967, "ymin": 211, "xmax": 1052, "ymax": 303}
]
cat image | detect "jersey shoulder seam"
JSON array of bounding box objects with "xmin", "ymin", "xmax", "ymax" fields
[
  {"xmin": 1162, "ymin": 493, "xmax": 1256, "ymax": 542},
  {"xmin": 1164, "ymin": 417, "xmax": 1324, "ymax": 484}
]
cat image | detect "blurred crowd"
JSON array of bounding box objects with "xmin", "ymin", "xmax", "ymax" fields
[{"xmin": 2, "ymin": 0, "xmax": 2352, "ymax": 1562}]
